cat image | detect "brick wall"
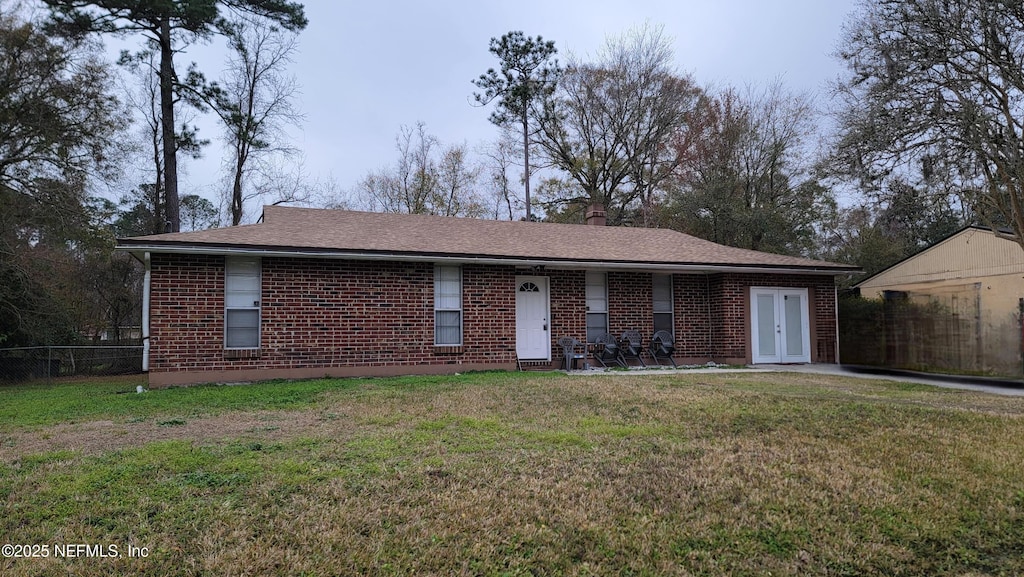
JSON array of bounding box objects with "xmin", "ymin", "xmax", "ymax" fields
[
  {"xmin": 595, "ymin": 271, "xmax": 837, "ymax": 364},
  {"xmin": 548, "ymin": 269, "xmax": 586, "ymax": 348},
  {"xmin": 149, "ymin": 254, "xmax": 226, "ymax": 373},
  {"xmin": 149, "ymin": 255, "xmax": 518, "ymax": 384},
  {"xmin": 675, "ymin": 274, "xmax": 712, "ymax": 357},
  {"xmin": 608, "ymin": 271, "xmax": 653, "ymax": 336},
  {"xmin": 147, "ymin": 254, "xmax": 838, "ymax": 385},
  {"xmin": 463, "ymin": 264, "xmax": 517, "ymax": 362},
  {"xmin": 708, "ymin": 274, "xmax": 748, "ymax": 360},
  {"xmin": 709, "ymin": 273, "xmax": 837, "ymax": 363}
]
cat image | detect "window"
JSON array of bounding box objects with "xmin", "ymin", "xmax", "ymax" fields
[
  {"xmin": 585, "ymin": 271, "xmax": 608, "ymax": 343},
  {"xmin": 225, "ymin": 257, "xmax": 260, "ymax": 348},
  {"xmin": 652, "ymin": 273, "xmax": 673, "ymax": 335},
  {"xmin": 434, "ymin": 265, "xmax": 462, "ymax": 345}
]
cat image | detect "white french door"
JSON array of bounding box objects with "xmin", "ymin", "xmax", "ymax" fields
[
  {"xmin": 516, "ymin": 276, "xmax": 550, "ymax": 360},
  {"xmin": 751, "ymin": 288, "xmax": 811, "ymax": 364}
]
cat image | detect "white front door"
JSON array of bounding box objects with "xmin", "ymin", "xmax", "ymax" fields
[
  {"xmin": 516, "ymin": 276, "xmax": 550, "ymax": 360},
  {"xmin": 751, "ymin": 288, "xmax": 811, "ymax": 364}
]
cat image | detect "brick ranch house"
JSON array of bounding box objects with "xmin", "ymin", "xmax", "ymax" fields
[{"xmin": 117, "ymin": 205, "xmax": 859, "ymax": 387}]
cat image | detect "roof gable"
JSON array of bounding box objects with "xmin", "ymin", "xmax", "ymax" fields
[
  {"xmin": 118, "ymin": 206, "xmax": 858, "ymax": 274},
  {"xmin": 857, "ymin": 226, "xmax": 1024, "ymax": 289}
]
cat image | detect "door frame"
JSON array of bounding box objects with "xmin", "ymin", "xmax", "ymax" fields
[
  {"xmin": 750, "ymin": 287, "xmax": 811, "ymax": 364},
  {"xmin": 515, "ymin": 275, "xmax": 551, "ymax": 360}
]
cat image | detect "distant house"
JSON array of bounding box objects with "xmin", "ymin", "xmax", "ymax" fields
[
  {"xmin": 856, "ymin": 226, "xmax": 1024, "ymax": 374},
  {"xmin": 117, "ymin": 205, "xmax": 858, "ymax": 387}
]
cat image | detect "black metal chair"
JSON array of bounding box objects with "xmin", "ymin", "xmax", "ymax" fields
[
  {"xmin": 648, "ymin": 330, "xmax": 677, "ymax": 367},
  {"xmin": 558, "ymin": 337, "xmax": 587, "ymax": 371},
  {"xmin": 592, "ymin": 333, "xmax": 625, "ymax": 368},
  {"xmin": 620, "ymin": 330, "xmax": 647, "ymax": 367}
]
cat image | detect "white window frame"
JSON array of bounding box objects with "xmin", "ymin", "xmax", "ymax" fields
[
  {"xmin": 225, "ymin": 257, "xmax": 261, "ymax": 349},
  {"xmin": 652, "ymin": 273, "xmax": 674, "ymax": 336},
  {"xmin": 586, "ymin": 271, "xmax": 608, "ymax": 343},
  {"xmin": 434, "ymin": 265, "xmax": 463, "ymax": 346}
]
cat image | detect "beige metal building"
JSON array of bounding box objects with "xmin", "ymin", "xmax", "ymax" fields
[{"xmin": 856, "ymin": 226, "xmax": 1024, "ymax": 375}]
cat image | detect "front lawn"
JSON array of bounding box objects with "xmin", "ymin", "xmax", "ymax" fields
[{"xmin": 1, "ymin": 371, "xmax": 1022, "ymax": 576}]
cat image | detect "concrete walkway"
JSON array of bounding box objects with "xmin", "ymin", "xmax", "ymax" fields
[
  {"xmin": 761, "ymin": 363, "xmax": 1024, "ymax": 397},
  {"xmin": 571, "ymin": 363, "xmax": 1024, "ymax": 397}
]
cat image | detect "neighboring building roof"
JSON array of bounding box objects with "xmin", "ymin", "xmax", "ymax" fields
[
  {"xmin": 856, "ymin": 226, "xmax": 1024, "ymax": 289},
  {"xmin": 118, "ymin": 206, "xmax": 859, "ymax": 275}
]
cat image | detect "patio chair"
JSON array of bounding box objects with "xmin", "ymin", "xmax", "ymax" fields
[
  {"xmin": 648, "ymin": 330, "xmax": 677, "ymax": 368},
  {"xmin": 620, "ymin": 330, "xmax": 647, "ymax": 367},
  {"xmin": 592, "ymin": 333, "xmax": 626, "ymax": 368},
  {"xmin": 557, "ymin": 337, "xmax": 587, "ymax": 371}
]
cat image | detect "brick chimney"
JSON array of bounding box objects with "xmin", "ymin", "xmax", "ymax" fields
[{"xmin": 585, "ymin": 203, "xmax": 606, "ymax": 226}]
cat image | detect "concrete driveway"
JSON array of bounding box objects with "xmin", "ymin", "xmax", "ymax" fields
[
  {"xmin": 573, "ymin": 363, "xmax": 1024, "ymax": 397},
  {"xmin": 765, "ymin": 363, "xmax": 1024, "ymax": 397}
]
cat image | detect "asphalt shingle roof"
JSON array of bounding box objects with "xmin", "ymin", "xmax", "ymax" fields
[{"xmin": 118, "ymin": 206, "xmax": 858, "ymax": 273}]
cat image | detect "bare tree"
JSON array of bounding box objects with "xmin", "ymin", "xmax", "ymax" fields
[
  {"xmin": 376, "ymin": 122, "xmax": 437, "ymax": 214},
  {"xmin": 118, "ymin": 51, "xmax": 164, "ymax": 234},
  {"xmin": 480, "ymin": 130, "xmax": 521, "ymax": 220},
  {"xmin": 43, "ymin": 0, "xmax": 307, "ymax": 233},
  {"xmin": 209, "ymin": 16, "xmax": 303, "ymax": 225},
  {"xmin": 612, "ymin": 25, "xmax": 701, "ymax": 226},
  {"xmin": 207, "ymin": 156, "xmax": 323, "ymax": 224},
  {"xmin": 535, "ymin": 59, "xmax": 631, "ymax": 219},
  {"xmin": 119, "ymin": 49, "xmax": 207, "ymax": 234},
  {"xmin": 535, "ymin": 24, "xmax": 698, "ymax": 225},
  {"xmin": 359, "ymin": 123, "xmax": 433, "ymax": 214},
  {"xmin": 436, "ymin": 145, "xmax": 484, "ymax": 218},
  {"xmin": 311, "ymin": 174, "xmax": 352, "ymax": 210},
  {"xmin": 357, "ymin": 122, "xmax": 483, "ymax": 217}
]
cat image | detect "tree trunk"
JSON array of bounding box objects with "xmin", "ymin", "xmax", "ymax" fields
[
  {"xmin": 150, "ymin": 120, "xmax": 164, "ymax": 235},
  {"xmin": 231, "ymin": 150, "xmax": 245, "ymax": 225},
  {"xmin": 159, "ymin": 17, "xmax": 180, "ymax": 233},
  {"xmin": 522, "ymin": 109, "xmax": 531, "ymax": 221},
  {"xmin": 231, "ymin": 56, "xmax": 259, "ymax": 226}
]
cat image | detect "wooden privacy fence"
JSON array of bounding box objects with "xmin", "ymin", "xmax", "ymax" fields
[{"xmin": 840, "ymin": 287, "xmax": 1023, "ymax": 378}]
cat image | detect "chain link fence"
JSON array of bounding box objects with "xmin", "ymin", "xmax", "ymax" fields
[{"xmin": 0, "ymin": 345, "xmax": 144, "ymax": 383}]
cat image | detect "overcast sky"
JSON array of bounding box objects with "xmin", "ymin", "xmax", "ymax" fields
[{"xmin": 169, "ymin": 0, "xmax": 861, "ymax": 215}]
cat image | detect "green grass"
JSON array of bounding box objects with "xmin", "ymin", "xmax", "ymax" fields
[
  {"xmin": 0, "ymin": 377, "xmax": 330, "ymax": 429},
  {"xmin": 1, "ymin": 370, "xmax": 1023, "ymax": 576},
  {"xmin": 0, "ymin": 371, "xmax": 524, "ymax": 430}
]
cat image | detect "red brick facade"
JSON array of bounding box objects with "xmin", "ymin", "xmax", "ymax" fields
[
  {"xmin": 147, "ymin": 254, "xmax": 838, "ymax": 386},
  {"xmin": 707, "ymin": 273, "xmax": 838, "ymax": 364}
]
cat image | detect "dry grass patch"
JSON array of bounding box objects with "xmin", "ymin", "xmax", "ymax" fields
[{"xmin": 2, "ymin": 371, "xmax": 1023, "ymax": 576}]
